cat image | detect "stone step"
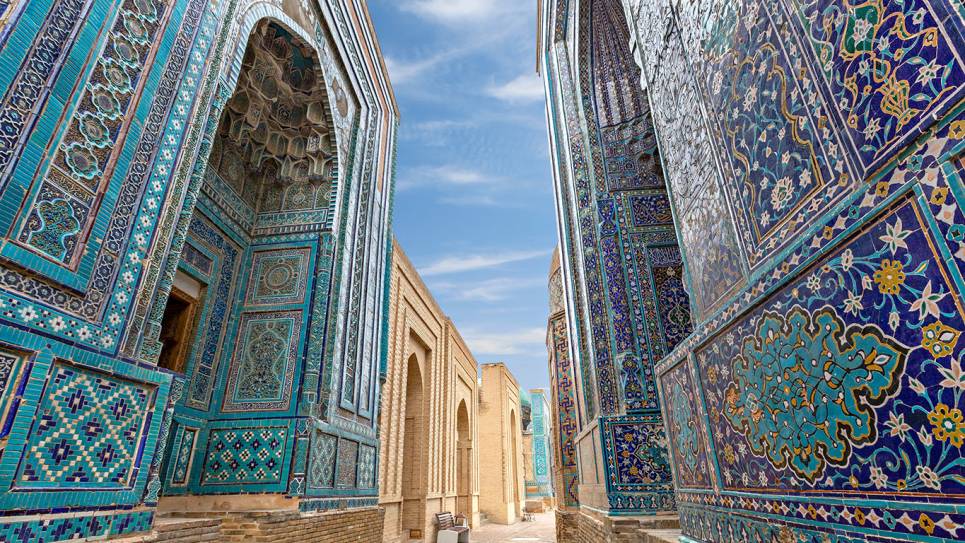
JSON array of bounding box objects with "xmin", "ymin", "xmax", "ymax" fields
[
  {"xmin": 151, "ymin": 516, "xmax": 223, "ymax": 542},
  {"xmin": 639, "ymin": 529, "xmax": 682, "ymax": 543}
]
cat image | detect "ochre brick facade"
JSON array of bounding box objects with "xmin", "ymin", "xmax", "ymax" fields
[
  {"xmin": 478, "ymin": 363, "xmax": 526, "ymax": 525},
  {"xmin": 379, "ymin": 240, "xmax": 481, "ymax": 542}
]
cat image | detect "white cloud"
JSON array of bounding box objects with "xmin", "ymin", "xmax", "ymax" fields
[
  {"xmin": 487, "ymin": 73, "xmax": 545, "ymax": 103},
  {"xmin": 461, "ymin": 327, "xmax": 547, "ymax": 356},
  {"xmin": 432, "ymin": 277, "xmax": 544, "ymax": 302},
  {"xmin": 419, "ymin": 249, "xmax": 552, "ymax": 276},
  {"xmin": 400, "ymin": 0, "xmax": 524, "ymax": 24},
  {"xmin": 398, "ymin": 165, "xmax": 493, "ymax": 190}
]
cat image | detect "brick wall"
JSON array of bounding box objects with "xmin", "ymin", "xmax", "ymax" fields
[
  {"xmin": 217, "ymin": 507, "xmax": 384, "ymax": 542},
  {"xmin": 555, "ymin": 508, "xmax": 679, "ymax": 543},
  {"xmin": 135, "ymin": 508, "xmax": 384, "ymax": 543}
]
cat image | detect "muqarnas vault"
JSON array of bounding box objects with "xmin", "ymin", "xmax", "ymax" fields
[
  {"xmin": 0, "ymin": 0, "xmax": 396, "ymax": 540},
  {"xmin": 540, "ymin": 0, "xmax": 965, "ymax": 541}
]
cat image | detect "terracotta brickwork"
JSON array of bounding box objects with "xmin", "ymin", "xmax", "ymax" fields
[
  {"xmin": 478, "ymin": 363, "xmax": 526, "ymax": 524},
  {"xmin": 379, "ymin": 240, "xmax": 480, "ymax": 542}
]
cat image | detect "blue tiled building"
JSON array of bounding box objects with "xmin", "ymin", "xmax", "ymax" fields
[
  {"xmin": 539, "ymin": 0, "xmax": 964, "ymax": 541},
  {"xmin": 0, "ymin": 0, "xmax": 396, "ymax": 539}
]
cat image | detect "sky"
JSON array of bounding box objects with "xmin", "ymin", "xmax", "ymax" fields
[{"xmin": 367, "ymin": 0, "xmax": 558, "ymax": 393}]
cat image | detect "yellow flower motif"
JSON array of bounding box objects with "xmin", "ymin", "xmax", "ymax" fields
[
  {"xmin": 951, "ymin": 120, "xmax": 965, "ymax": 140},
  {"xmin": 878, "ymin": 77, "xmax": 919, "ymax": 129},
  {"xmin": 896, "ymin": 479, "xmax": 907, "ymax": 491},
  {"xmin": 875, "ymin": 181, "xmax": 890, "ymax": 198},
  {"xmin": 873, "ymin": 259, "xmax": 905, "ymax": 294},
  {"xmin": 928, "ymin": 403, "xmax": 964, "ymax": 447},
  {"xmin": 931, "ymin": 186, "xmax": 949, "ymax": 206},
  {"xmin": 919, "ymin": 513, "xmax": 936, "ymax": 536},
  {"xmin": 723, "ymin": 444, "xmax": 736, "ymax": 465},
  {"xmin": 921, "ymin": 321, "xmax": 960, "ymax": 358}
]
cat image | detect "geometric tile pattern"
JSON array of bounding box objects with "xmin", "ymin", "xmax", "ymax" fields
[
  {"xmin": 308, "ymin": 431, "xmax": 337, "ymax": 489},
  {"xmin": 0, "ymin": 510, "xmax": 153, "ymax": 543},
  {"xmin": 600, "ymin": 414, "xmax": 675, "ymax": 512},
  {"xmin": 246, "ymin": 248, "xmax": 311, "ymax": 306},
  {"xmin": 357, "ymin": 444, "xmax": 375, "ymax": 489},
  {"xmin": 168, "ymin": 427, "xmax": 196, "ymax": 486},
  {"xmin": 15, "ymin": 361, "xmax": 154, "ymax": 489},
  {"xmin": 16, "ymin": 0, "xmax": 166, "ymax": 265},
  {"xmin": 336, "ymin": 439, "xmax": 358, "ymax": 488},
  {"xmin": 200, "ymin": 427, "xmax": 286, "ymax": 486}
]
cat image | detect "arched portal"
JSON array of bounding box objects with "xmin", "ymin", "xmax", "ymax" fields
[
  {"xmin": 156, "ymin": 17, "xmax": 336, "ymax": 498},
  {"xmin": 401, "ymin": 353, "xmax": 426, "ymax": 538},
  {"xmin": 456, "ymin": 400, "xmax": 471, "ymax": 517}
]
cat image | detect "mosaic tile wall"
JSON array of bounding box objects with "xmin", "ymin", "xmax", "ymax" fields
[
  {"xmin": 526, "ymin": 390, "xmax": 555, "ymax": 499},
  {"xmin": 0, "ymin": 0, "xmax": 396, "ymax": 535},
  {"xmin": 540, "ymin": 0, "xmax": 691, "ymax": 515},
  {"xmin": 615, "ymin": 0, "xmax": 963, "ymax": 540}
]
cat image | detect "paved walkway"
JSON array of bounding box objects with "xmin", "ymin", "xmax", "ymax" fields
[{"xmin": 468, "ymin": 512, "xmax": 556, "ymax": 542}]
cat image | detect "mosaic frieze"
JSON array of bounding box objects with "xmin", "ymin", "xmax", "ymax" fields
[
  {"xmin": 700, "ymin": 1, "xmax": 853, "ymax": 269},
  {"xmin": 16, "ymin": 0, "xmax": 169, "ymax": 265},
  {"xmin": 15, "ymin": 361, "xmax": 155, "ymax": 489},
  {"xmin": 308, "ymin": 430, "xmax": 337, "ymax": 488},
  {"xmin": 167, "ymin": 426, "xmax": 196, "ymax": 486},
  {"xmin": 246, "ymin": 247, "xmax": 311, "ymax": 306},
  {"xmin": 548, "ymin": 316, "xmax": 580, "ymax": 507},
  {"xmin": 0, "ymin": 348, "xmax": 26, "ymax": 458},
  {"xmin": 601, "ymin": 116, "xmax": 664, "ymax": 192},
  {"xmin": 646, "ymin": 27, "xmax": 745, "ymax": 317},
  {"xmin": 0, "ymin": 510, "xmax": 153, "ymax": 543},
  {"xmin": 336, "ymin": 438, "xmax": 358, "ymax": 488},
  {"xmin": 697, "ymin": 194, "xmax": 964, "ymax": 497},
  {"xmin": 600, "ymin": 414, "xmax": 675, "ymax": 512},
  {"xmin": 357, "ymin": 443, "xmax": 375, "ymax": 488},
  {"xmin": 788, "ymin": 0, "xmax": 965, "ymax": 175},
  {"xmin": 648, "ymin": 245, "xmax": 691, "ymax": 353},
  {"xmin": 658, "ymin": 359, "xmax": 712, "ymax": 489},
  {"xmin": 0, "ymin": 0, "xmax": 89, "ymax": 188},
  {"xmin": 183, "ymin": 214, "xmax": 241, "ymax": 411},
  {"xmin": 223, "ymin": 311, "xmax": 301, "ymax": 412},
  {"xmin": 200, "ymin": 426, "xmax": 286, "ymax": 486}
]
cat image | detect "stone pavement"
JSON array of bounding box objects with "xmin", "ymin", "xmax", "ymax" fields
[{"xmin": 469, "ymin": 512, "xmax": 556, "ymax": 542}]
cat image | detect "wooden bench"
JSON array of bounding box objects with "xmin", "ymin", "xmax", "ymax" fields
[{"xmin": 435, "ymin": 512, "xmax": 469, "ymax": 543}]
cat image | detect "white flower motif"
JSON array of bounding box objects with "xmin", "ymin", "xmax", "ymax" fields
[
  {"xmin": 101, "ymin": 336, "xmax": 114, "ymax": 348},
  {"xmin": 49, "ymin": 316, "xmax": 66, "ymax": 332},
  {"xmin": 852, "ymin": 17, "xmax": 872, "ymax": 43},
  {"xmin": 880, "ymin": 217, "xmax": 911, "ymax": 255},
  {"xmin": 885, "ymin": 411, "xmax": 911, "ymax": 442},
  {"xmin": 123, "ymin": 271, "xmax": 135, "ymax": 284},
  {"xmin": 916, "ymin": 60, "xmax": 941, "ymax": 87},
  {"xmin": 108, "ymin": 313, "xmax": 121, "ymax": 326},
  {"xmin": 916, "ymin": 465, "xmax": 940, "ymax": 490},
  {"xmin": 910, "ymin": 281, "xmax": 947, "ymax": 321},
  {"xmin": 843, "ymin": 291, "xmax": 863, "ymax": 315},
  {"xmin": 938, "ymin": 359, "xmax": 965, "ymax": 391},
  {"xmin": 862, "ymin": 117, "xmax": 881, "ymax": 141},
  {"xmin": 19, "ymin": 306, "xmax": 37, "ymax": 322},
  {"xmin": 888, "ymin": 311, "xmax": 900, "ymax": 332},
  {"xmin": 917, "ymin": 427, "xmax": 933, "ymax": 447},
  {"xmin": 78, "ymin": 327, "xmax": 91, "ymax": 340},
  {"xmin": 771, "ymin": 177, "xmax": 794, "ymax": 211},
  {"xmin": 117, "ymin": 292, "xmax": 128, "ymax": 304},
  {"xmin": 806, "ymin": 275, "xmax": 821, "ymax": 291},
  {"xmin": 840, "ymin": 249, "xmax": 854, "ymax": 272},
  {"xmin": 909, "ymin": 377, "xmax": 926, "ymax": 395},
  {"xmin": 870, "ymin": 466, "xmax": 888, "ymax": 489}
]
